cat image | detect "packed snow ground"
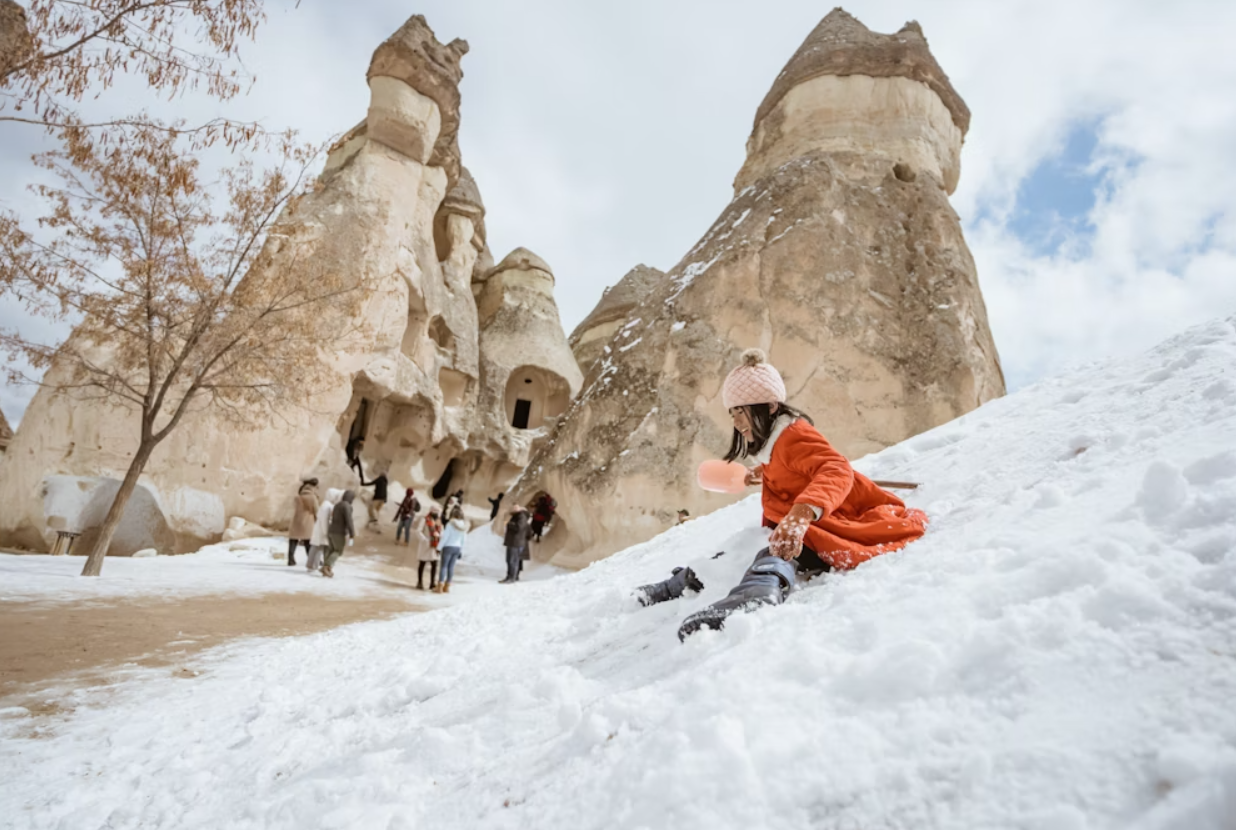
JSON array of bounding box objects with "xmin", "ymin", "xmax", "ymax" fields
[
  {"xmin": 0, "ymin": 528, "xmax": 563, "ymax": 606},
  {"xmin": 0, "ymin": 538, "xmax": 409, "ymax": 604},
  {"xmin": 4, "ymin": 315, "xmax": 1236, "ymax": 829}
]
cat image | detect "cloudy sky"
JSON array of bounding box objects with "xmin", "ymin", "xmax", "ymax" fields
[{"xmin": 3, "ymin": 0, "xmax": 1235, "ymax": 425}]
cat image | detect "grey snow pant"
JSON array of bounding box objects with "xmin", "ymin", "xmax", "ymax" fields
[
  {"xmin": 325, "ymin": 533, "xmax": 347, "ymax": 569},
  {"xmin": 505, "ymin": 546, "xmax": 523, "ymax": 581}
]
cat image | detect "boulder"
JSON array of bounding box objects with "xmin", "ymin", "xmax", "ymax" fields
[{"xmin": 220, "ymin": 517, "xmax": 279, "ymax": 542}]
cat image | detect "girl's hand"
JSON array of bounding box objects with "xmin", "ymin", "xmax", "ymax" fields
[
  {"xmin": 744, "ymin": 464, "xmax": 764, "ymax": 486},
  {"xmin": 768, "ymin": 503, "xmax": 815, "ymax": 560}
]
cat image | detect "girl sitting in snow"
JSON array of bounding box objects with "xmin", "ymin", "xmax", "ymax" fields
[{"xmin": 647, "ymin": 348, "xmax": 928, "ymax": 639}]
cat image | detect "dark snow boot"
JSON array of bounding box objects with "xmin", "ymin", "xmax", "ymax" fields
[
  {"xmin": 637, "ymin": 567, "xmax": 705, "ymax": 607},
  {"xmin": 678, "ymin": 550, "xmax": 796, "ymax": 640}
]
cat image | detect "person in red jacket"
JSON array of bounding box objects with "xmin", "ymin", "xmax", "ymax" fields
[{"xmin": 658, "ymin": 348, "xmax": 927, "ymax": 639}]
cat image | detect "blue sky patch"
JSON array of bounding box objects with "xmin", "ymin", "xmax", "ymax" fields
[{"xmin": 1008, "ymin": 120, "xmax": 1106, "ymax": 256}]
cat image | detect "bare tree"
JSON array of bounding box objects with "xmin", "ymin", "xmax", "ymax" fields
[
  {"xmin": 0, "ymin": 124, "xmax": 370, "ymax": 576},
  {"xmin": 1, "ymin": 0, "xmax": 274, "ymax": 148}
]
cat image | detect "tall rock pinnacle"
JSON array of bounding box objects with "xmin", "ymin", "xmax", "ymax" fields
[
  {"xmin": 512, "ymin": 9, "xmax": 1004, "ymax": 569},
  {"xmin": 737, "ymin": 7, "xmax": 969, "ymax": 194}
]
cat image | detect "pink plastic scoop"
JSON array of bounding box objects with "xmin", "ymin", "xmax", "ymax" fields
[{"xmin": 697, "ymin": 459, "xmax": 750, "ymax": 493}]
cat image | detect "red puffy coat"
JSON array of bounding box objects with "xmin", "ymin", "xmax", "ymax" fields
[{"xmin": 759, "ymin": 419, "xmax": 926, "ymax": 569}]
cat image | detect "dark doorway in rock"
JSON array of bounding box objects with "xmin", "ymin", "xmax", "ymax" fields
[
  {"xmin": 512, "ymin": 399, "xmax": 531, "ymax": 430},
  {"xmin": 432, "ymin": 458, "xmax": 456, "ymax": 500},
  {"xmin": 348, "ymin": 398, "xmax": 372, "ymax": 445}
]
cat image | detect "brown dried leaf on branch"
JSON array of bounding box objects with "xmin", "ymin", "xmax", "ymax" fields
[
  {"xmin": 1, "ymin": 0, "xmax": 283, "ymax": 149},
  {"xmin": 0, "ymin": 123, "xmax": 373, "ymax": 575}
]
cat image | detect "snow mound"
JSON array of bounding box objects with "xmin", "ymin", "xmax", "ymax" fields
[{"xmin": 3, "ymin": 315, "xmax": 1236, "ymax": 829}]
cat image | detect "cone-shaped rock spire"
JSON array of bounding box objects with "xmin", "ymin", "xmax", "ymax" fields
[{"xmin": 755, "ymin": 7, "xmax": 969, "ymax": 136}]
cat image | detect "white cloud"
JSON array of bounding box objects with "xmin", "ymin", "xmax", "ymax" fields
[{"xmin": 3, "ymin": 0, "xmax": 1234, "ymax": 423}]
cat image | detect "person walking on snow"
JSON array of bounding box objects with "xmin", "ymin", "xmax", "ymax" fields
[
  {"xmin": 417, "ymin": 509, "xmax": 442, "ymax": 590},
  {"xmin": 393, "ymin": 488, "xmax": 419, "ymax": 545},
  {"xmin": 640, "ymin": 349, "xmax": 928, "ymax": 639},
  {"xmin": 500, "ymin": 506, "xmax": 532, "ymax": 584},
  {"xmin": 360, "ymin": 467, "xmax": 389, "ymax": 529},
  {"xmin": 288, "ymin": 478, "xmax": 319, "ymax": 567},
  {"xmin": 530, "ymin": 493, "xmax": 556, "ymax": 543},
  {"xmin": 436, "ymin": 506, "xmax": 468, "ymax": 593},
  {"xmin": 323, "ymin": 490, "xmax": 357, "ymax": 578},
  {"xmin": 308, "ymin": 487, "xmax": 342, "ymax": 572}
]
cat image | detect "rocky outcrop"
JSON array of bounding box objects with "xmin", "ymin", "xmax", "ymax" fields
[
  {"xmin": 569, "ymin": 264, "xmax": 664, "ymax": 374},
  {"xmin": 0, "ymin": 0, "xmax": 30, "ymax": 77},
  {"xmin": 367, "ymin": 14, "xmax": 469, "ymax": 189},
  {"xmin": 0, "ymin": 15, "xmax": 581, "ymax": 555},
  {"xmin": 0, "ymin": 405, "xmax": 11, "ymax": 452},
  {"xmin": 512, "ymin": 8, "xmax": 1004, "ymax": 569},
  {"xmin": 738, "ymin": 8, "xmax": 969, "ymax": 195}
]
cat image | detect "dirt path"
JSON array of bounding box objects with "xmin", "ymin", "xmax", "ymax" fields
[
  {"xmin": 0, "ymin": 592, "xmax": 426, "ymax": 703},
  {"xmin": 0, "ymin": 519, "xmax": 474, "ymax": 711}
]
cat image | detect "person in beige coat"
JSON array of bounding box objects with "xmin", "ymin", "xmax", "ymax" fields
[{"xmin": 288, "ymin": 478, "xmax": 319, "ymax": 567}]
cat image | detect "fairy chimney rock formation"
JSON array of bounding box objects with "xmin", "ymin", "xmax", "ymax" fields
[
  {"xmin": 569, "ymin": 264, "xmax": 665, "ymax": 374},
  {"xmin": 739, "ymin": 7, "xmax": 968, "ymax": 194},
  {"xmin": 0, "ymin": 15, "xmax": 581, "ymax": 555},
  {"xmin": 367, "ymin": 14, "xmax": 468, "ymax": 186},
  {"xmin": 512, "ymin": 8, "xmax": 1004, "ymax": 569},
  {"xmin": 477, "ymin": 249, "xmax": 583, "ymax": 435}
]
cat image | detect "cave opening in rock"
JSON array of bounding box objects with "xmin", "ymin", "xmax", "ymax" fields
[
  {"xmin": 504, "ymin": 367, "xmax": 570, "ymax": 430},
  {"xmin": 431, "ymin": 458, "xmax": 456, "ymax": 500},
  {"xmin": 428, "ymin": 316, "xmax": 453, "ymax": 351},
  {"xmin": 348, "ymin": 398, "xmax": 372, "ymax": 446},
  {"xmin": 512, "ymin": 399, "xmax": 531, "ymax": 429},
  {"xmin": 439, "ymin": 367, "xmax": 469, "ymax": 407}
]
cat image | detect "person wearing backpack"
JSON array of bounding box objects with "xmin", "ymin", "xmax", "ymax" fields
[{"xmin": 393, "ymin": 488, "xmax": 420, "ymax": 545}]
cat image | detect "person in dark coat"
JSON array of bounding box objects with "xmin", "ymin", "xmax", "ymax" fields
[
  {"xmin": 500, "ymin": 506, "xmax": 532, "ymax": 584},
  {"xmin": 323, "ymin": 490, "xmax": 356, "ymax": 578},
  {"xmin": 393, "ymin": 488, "xmax": 419, "ymax": 545},
  {"xmin": 530, "ymin": 493, "xmax": 556, "ymax": 542},
  {"xmin": 360, "ymin": 468, "xmax": 389, "ymax": 528},
  {"xmin": 487, "ymin": 492, "xmax": 505, "ymax": 520}
]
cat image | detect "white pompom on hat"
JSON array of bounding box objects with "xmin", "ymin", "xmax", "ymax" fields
[{"xmin": 722, "ymin": 348, "xmax": 787, "ymax": 410}]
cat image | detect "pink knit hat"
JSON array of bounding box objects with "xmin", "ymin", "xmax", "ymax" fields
[{"xmin": 722, "ymin": 348, "xmax": 786, "ymax": 409}]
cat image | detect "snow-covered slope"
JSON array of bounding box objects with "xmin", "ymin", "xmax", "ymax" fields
[{"xmin": 4, "ymin": 316, "xmax": 1236, "ymax": 830}]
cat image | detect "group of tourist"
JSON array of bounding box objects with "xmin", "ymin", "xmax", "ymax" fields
[
  {"xmin": 287, "ymin": 479, "xmax": 356, "ymax": 579},
  {"xmin": 404, "ymin": 489, "xmax": 468, "ymax": 592},
  {"xmin": 290, "ymin": 435, "xmax": 570, "ymax": 591}
]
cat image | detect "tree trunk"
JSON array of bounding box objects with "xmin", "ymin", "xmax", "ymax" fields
[{"xmin": 79, "ymin": 441, "xmax": 157, "ymax": 577}]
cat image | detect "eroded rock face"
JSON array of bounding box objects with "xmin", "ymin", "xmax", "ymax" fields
[
  {"xmin": 0, "ymin": 15, "xmax": 581, "ymax": 554},
  {"xmin": 367, "ymin": 14, "xmax": 469, "ymax": 188},
  {"xmin": 512, "ymin": 8, "xmax": 1004, "ymax": 569},
  {"xmin": 569, "ymin": 264, "xmax": 664, "ymax": 374},
  {"xmin": 0, "ymin": 405, "xmax": 10, "ymax": 453},
  {"xmin": 0, "ymin": 0, "xmax": 31, "ymax": 76}
]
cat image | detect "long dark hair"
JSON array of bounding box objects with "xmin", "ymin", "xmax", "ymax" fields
[{"xmin": 723, "ymin": 403, "xmax": 814, "ymax": 462}]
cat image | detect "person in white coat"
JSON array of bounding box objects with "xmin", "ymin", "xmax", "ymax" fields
[{"xmin": 308, "ymin": 488, "xmax": 342, "ymax": 572}]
